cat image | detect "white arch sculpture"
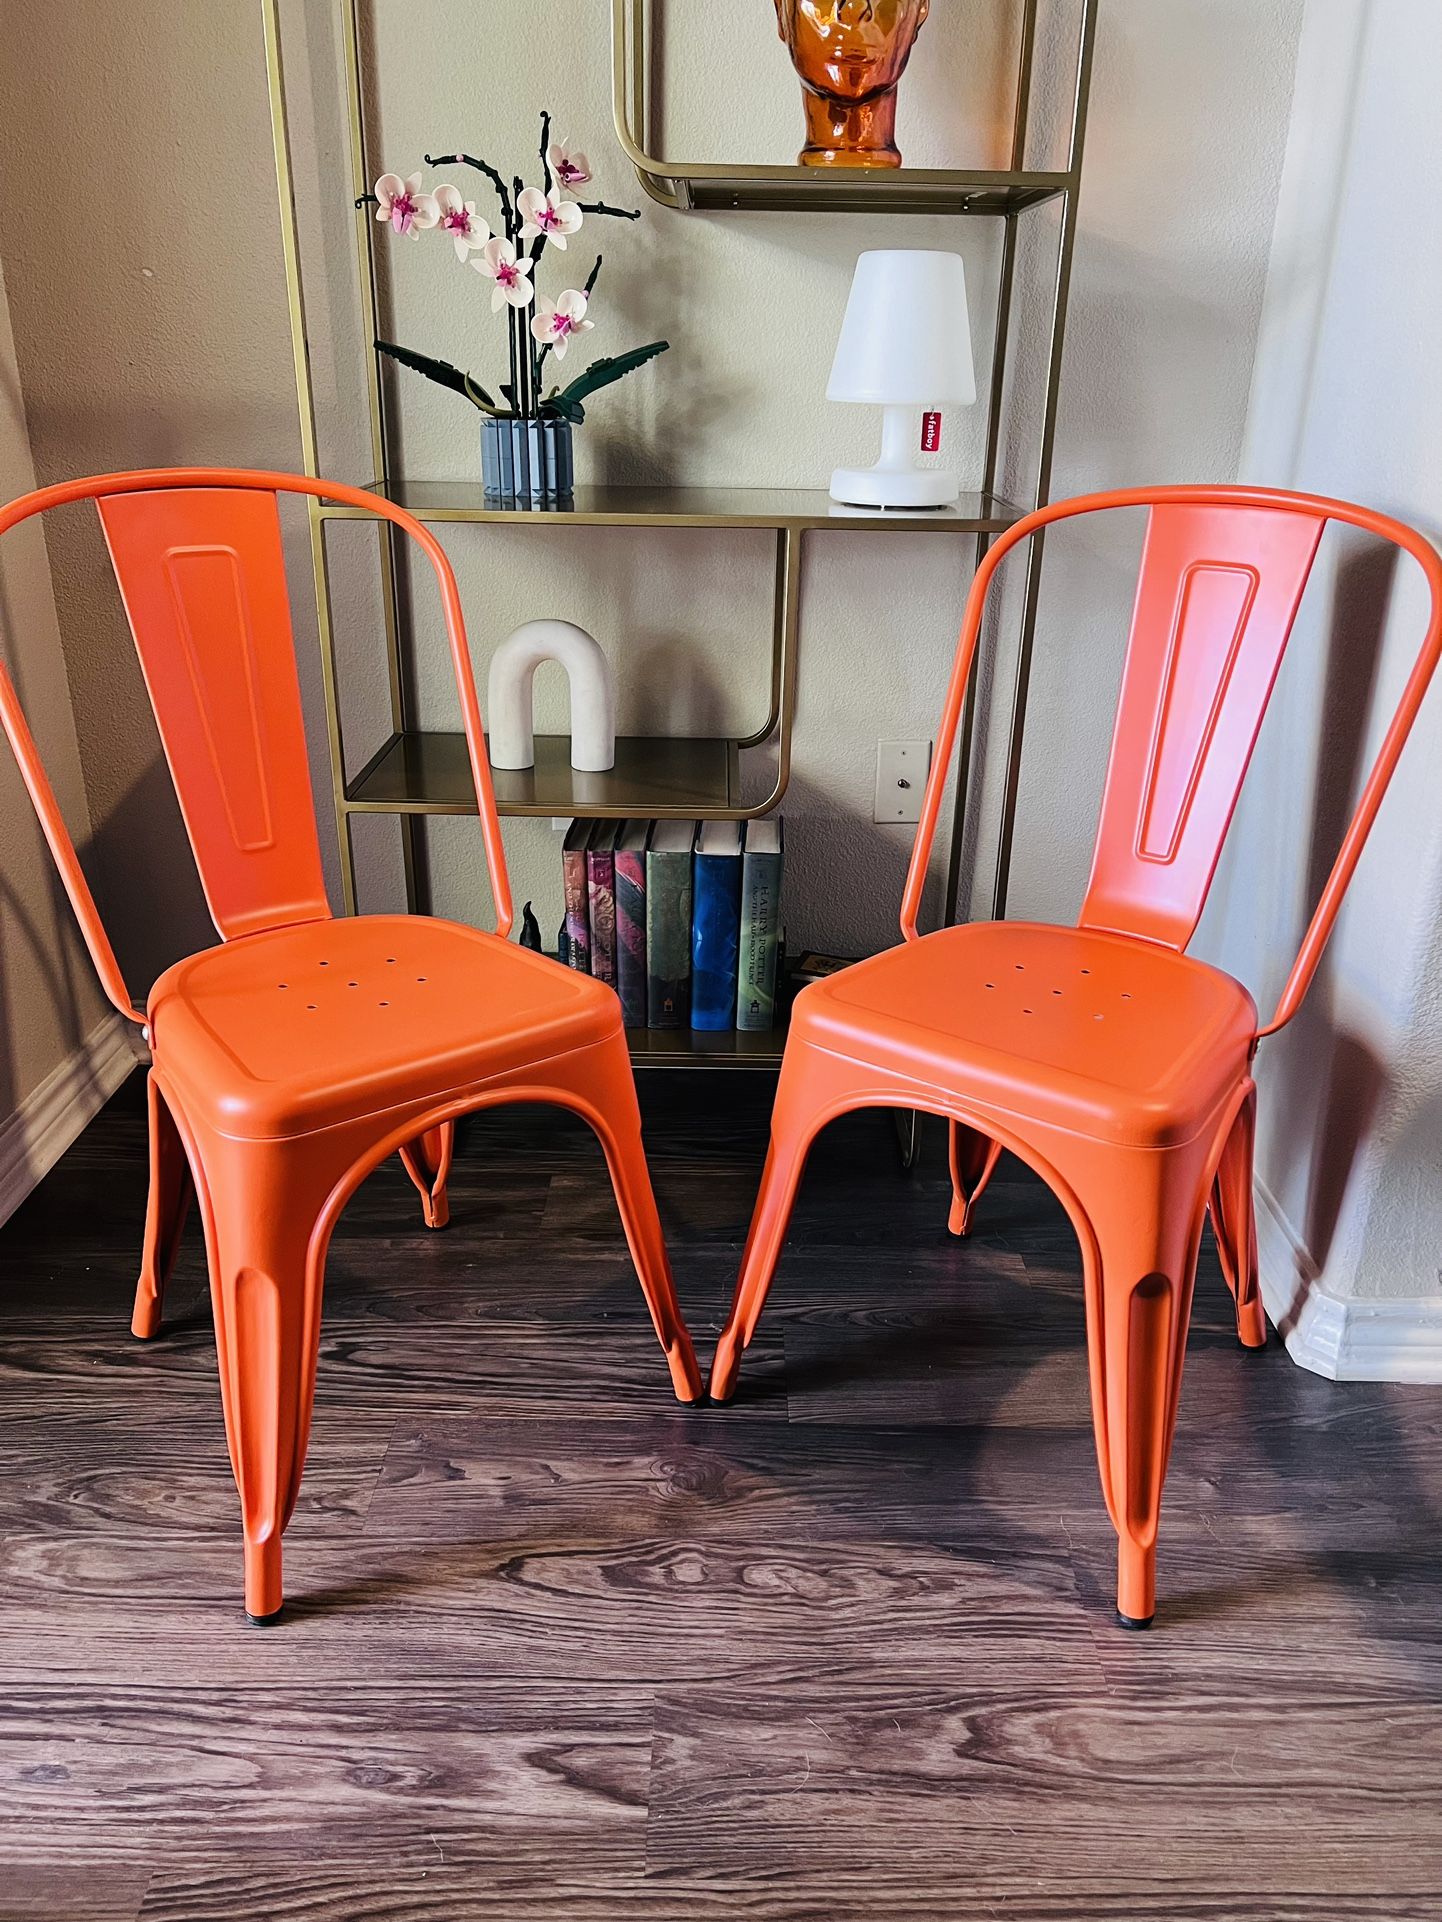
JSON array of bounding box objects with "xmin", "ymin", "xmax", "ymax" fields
[{"xmin": 485, "ymin": 619, "xmax": 616, "ymax": 773}]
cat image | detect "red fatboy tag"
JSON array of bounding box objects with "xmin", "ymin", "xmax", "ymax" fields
[{"xmin": 920, "ymin": 411, "xmax": 942, "ymax": 453}]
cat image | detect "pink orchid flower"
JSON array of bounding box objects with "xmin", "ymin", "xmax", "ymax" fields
[
  {"xmin": 373, "ymin": 171, "xmax": 439, "ymax": 236},
  {"xmin": 547, "ymin": 137, "xmax": 592, "ymax": 189},
  {"xmin": 531, "ymin": 288, "xmax": 595, "ymax": 361},
  {"xmin": 517, "ymin": 186, "xmax": 583, "ymax": 251},
  {"xmin": 432, "ymin": 184, "xmax": 490, "ymax": 260},
  {"xmin": 471, "ymin": 236, "xmax": 536, "ymax": 312}
]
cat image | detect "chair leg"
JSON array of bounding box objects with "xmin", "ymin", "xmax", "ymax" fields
[
  {"xmin": 947, "ymin": 1120, "xmax": 1002, "ymax": 1237},
  {"xmin": 399, "ymin": 1121, "xmax": 454, "ymax": 1229},
  {"xmin": 709, "ymin": 1050, "xmax": 826, "ymax": 1403},
  {"xmin": 197, "ymin": 1129, "xmax": 352, "ymax": 1622},
  {"xmin": 1209, "ymin": 1088, "xmax": 1267, "ymax": 1350},
  {"xmin": 132, "ymin": 1072, "xmax": 193, "ymax": 1339},
  {"xmin": 1070, "ymin": 1142, "xmax": 1209, "ymax": 1629},
  {"xmin": 541, "ymin": 1034, "xmax": 702, "ymax": 1404}
]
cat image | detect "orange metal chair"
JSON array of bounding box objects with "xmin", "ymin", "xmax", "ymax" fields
[
  {"xmin": 709, "ymin": 484, "xmax": 1442, "ymax": 1628},
  {"xmin": 0, "ymin": 468, "xmax": 701, "ymax": 1622}
]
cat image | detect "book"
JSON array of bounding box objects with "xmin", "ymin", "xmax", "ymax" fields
[
  {"xmin": 792, "ymin": 950, "xmax": 857, "ymax": 982},
  {"xmin": 646, "ymin": 819, "xmax": 696, "ymax": 1028},
  {"xmin": 613, "ymin": 820, "xmax": 649, "ymax": 1028},
  {"xmin": 561, "ymin": 819, "xmax": 591, "ymax": 974},
  {"xmin": 736, "ymin": 818, "xmax": 783, "ymax": 1030},
  {"xmin": 586, "ymin": 819, "xmax": 617, "ymax": 988},
  {"xmin": 691, "ymin": 820, "xmax": 743, "ymax": 1031}
]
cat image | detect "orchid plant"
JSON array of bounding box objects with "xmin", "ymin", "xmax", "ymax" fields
[{"xmin": 362, "ymin": 113, "xmax": 667, "ymax": 427}]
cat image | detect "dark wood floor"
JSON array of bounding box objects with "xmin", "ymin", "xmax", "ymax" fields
[{"xmin": 1, "ymin": 1069, "xmax": 1440, "ymax": 1920}]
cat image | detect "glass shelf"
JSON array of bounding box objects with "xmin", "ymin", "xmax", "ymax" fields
[
  {"xmin": 346, "ymin": 730, "xmax": 751, "ymax": 821},
  {"xmin": 318, "ymin": 482, "xmax": 1025, "ymax": 534}
]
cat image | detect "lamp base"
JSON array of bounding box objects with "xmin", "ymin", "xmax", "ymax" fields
[
  {"xmin": 828, "ymin": 404, "xmax": 959, "ymax": 510},
  {"xmin": 829, "ymin": 464, "xmax": 958, "ymax": 509}
]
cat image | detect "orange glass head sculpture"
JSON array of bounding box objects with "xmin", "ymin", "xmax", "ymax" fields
[{"xmin": 775, "ymin": 0, "xmax": 931, "ymax": 169}]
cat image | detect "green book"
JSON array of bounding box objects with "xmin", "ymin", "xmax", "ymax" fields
[
  {"xmin": 735, "ymin": 819, "xmax": 783, "ymax": 1031},
  {"xmin": 645, "ymin": 819, "xmax": 696, "ymax": 1028}
]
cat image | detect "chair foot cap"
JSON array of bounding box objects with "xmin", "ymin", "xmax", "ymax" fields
[
  {"xmin": 1115, "ymin": 1609, "xmax": 1153, "ymax": 1632},
  {"xmin": 245, "ymin": 1606, "xmax": 284, "ymax": 1627},
  {"xmin": 1238, "ymin": 1333, "xmax": 1268, "ymax": 1352}
]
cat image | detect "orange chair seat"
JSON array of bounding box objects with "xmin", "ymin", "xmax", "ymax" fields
[
  {"xmin": 794, "ymin": 921, "xmax": 1257, "ymax": 1148},
  {"xmin": 149, "ymin": 913, "xmax": 619, "ymax": 1140}
]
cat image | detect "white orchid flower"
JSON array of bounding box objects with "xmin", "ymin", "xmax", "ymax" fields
[
  {"xmin": 373, "ymin": 171, "xmax": 438, "ymax": 236},
  {"xmin": 547, "ymin": 137, "xmax": 592, "ymax": 189},
  {"xmin": 517, "ymin": 185, "xmax": 583, "ymax": 251},
  {"xmin": 530, "ymin": 288, "xmax": 595, "ymax": 360},
  {"xmin": 432, "ymin": 184, "xmax": 489, "ymax": 260},
  {"xmin": 471, "ymin": 236, "xmax": 536, "ymax": 312}
]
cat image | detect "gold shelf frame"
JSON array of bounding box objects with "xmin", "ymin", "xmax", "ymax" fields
[{"xmin": 260, "ymin": 0, "xmax": 1096, "ymax": 1069}]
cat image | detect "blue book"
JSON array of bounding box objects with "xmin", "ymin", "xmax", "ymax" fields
[{"xmin": 690, "ymin": 821, "xmax": 743, "ymax": 1031}]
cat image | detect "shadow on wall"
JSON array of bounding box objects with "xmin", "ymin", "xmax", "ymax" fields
[
  {"xmin": 1267, "ymin": 534, "xmax": 1399, "ymax": 1295},
  {"xmin": 739, "ymin": 767, "xmax": 940, "ymax": 960},
  {"xmin": 84, "ymin": 752, "xmax": 213, "ymax": 1006},
  {"xmin": 0, "ymin": 565, "xmax": 100, "ymax": 1142}
]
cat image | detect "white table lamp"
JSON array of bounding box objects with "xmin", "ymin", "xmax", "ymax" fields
[{"xmin": 827, "ymin": 250, "xmax": 976, "ymax": 509}]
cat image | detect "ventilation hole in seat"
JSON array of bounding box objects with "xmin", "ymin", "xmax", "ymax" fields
[
  {"xmin": 386, "ymin": 957, "xmax": 397, "ymax": 964},
  {"xmin": 379, "ymin": 1000, "xmax": 390, "ymax": 1008},
  {"xmin": 1022, "ymin": 1008, "xmax": 1032, "ymax": 1015},
  {"xmin": 278, "ymin": 983, "xmax": 288, "ymax": 990},
  {"xmin": 1122, "ymin": 992, "xmax": 1132, "ymax": 1000},
  {"xmin": 348, "ymin": 981, "xmax": 359, "ymax": 988},
  {"xmin": 307, "ymin": 1003, "xmax": 317, "ymax": 1011},
  {"xmin": 1080, "ymin": 968, "xmax": 1090, "ymax": 976},
  {"xmin": 984, "ymin": 982, "xmax": 995, "ymax": 990},
  {"xmin": 319, "ymin": 960, "xmax": 329, "ymax": 967},
  {"xmin": 1093, "ymin": 1013, "xmax": 1103, "ymax": 1021},
  {"xmin": 1014, "ymin": 964, "xmax": 1025, "ymax": 971},
  {"xmin": 1052, "ymin": 989, "xmax": 1062, "ymax": 996},
  {"xmin": 417, "ymin": 976, "xmax": 428, "ymax": 984}
]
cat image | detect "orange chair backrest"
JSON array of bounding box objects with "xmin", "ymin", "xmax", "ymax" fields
[
  {"xmin": 97, "ymin": 486, "xmax": 331, "ymax": 942},
  {"xmin": 901, "ymin": 485, "xmax": 1442, "ymax": 1036},
  {"xmin": 1080, "ymin": 500, "xmax": 1325, "ymax": 950},
  {"xmin": 0, "ymin": 468, "xmax": 513, "ymax": 1025}
]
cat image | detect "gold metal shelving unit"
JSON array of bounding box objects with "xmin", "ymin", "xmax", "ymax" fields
[{"xmin": 261, "ymin": 0, "xmax": 1095, "ymax": 1071}]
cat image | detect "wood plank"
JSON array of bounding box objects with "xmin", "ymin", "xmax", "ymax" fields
[
  {"xmin": 0, "ymin": 1684, "xmax": 650, "ymax": 1867},
  {"xmin": 0, "ymin": 1530, "xmax": 1095, "ymax": 1690},
  {"xmin": 133, "ymin": 1862, "xmax": 1442, "ymax": 1922},
  {"xmin": 647, "ymin": 1676, "xmax": 1442, "ymax": 1890},
  {"xmin": 2, "ymin": 1074, "xmax": 1441, "ymax": 1915}
]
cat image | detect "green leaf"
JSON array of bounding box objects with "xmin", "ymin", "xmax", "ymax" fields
[
  {"xmin": 550, "ymin": 339, "xmax": 669, "ymax": 411},
  {"xmin": 375, "ymin": 339, "xmax": 499, "ymax": 412},
  {"xmin": 541, "ymin": 389, "xmax": 586, "ymax": 424}
]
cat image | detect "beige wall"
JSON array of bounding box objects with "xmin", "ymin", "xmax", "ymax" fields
[
  {"xmin": 0, "ymin": 248, "xmax": 109, "ymax": 1127},
  {"xmin": 285, "ymin": 0, "xmax": 1304, "ymax": 950},
  {"xmin": 0, "ymin": 0, "xmax": 1303, "ymax": 973},
  {"xmin": 0, "ymin": 0, "xmax": 313, "ymax": 995}
]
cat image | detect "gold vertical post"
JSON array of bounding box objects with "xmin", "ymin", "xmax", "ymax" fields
[
  {"xmin": 339, "ymin": 0, "xmax": 425, "ymax": 913},
  {"xmin": 989, "ymin": 0, "xmax": 1098, "ymax": 921},
  {"xmin": 261, "ymin": 0, "xmax": 359, "ymax": 914}
]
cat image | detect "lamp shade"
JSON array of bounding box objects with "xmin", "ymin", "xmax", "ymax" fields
[{"xmin": 826, "ymin": 250, "xmax": 976, "ymax": 407}]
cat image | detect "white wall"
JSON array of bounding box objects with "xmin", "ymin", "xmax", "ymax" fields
[{"xmin": 1204, "ymin": 0, "xmax": 1442, "ymax": 1374}]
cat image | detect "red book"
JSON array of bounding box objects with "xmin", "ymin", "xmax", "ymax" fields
[
  {"xmin": 586, "ymin": 819, "xmax": 617, "ymax": 988},
  {"xmin": 561, "ymin": 819, "xmax": 591, "ymax": 974}
]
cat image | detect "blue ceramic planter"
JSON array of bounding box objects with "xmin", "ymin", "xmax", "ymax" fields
[{"xmin": 481, "ymin": 415, "xmax": 574, "ymax": 506}]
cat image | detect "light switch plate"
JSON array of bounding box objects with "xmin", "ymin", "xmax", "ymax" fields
[{"xmin": 874, "ymin": 740, "xmax": 931, "ymax": 824}]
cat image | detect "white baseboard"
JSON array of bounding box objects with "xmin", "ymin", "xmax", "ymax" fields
[
  {"xmin": 0, "ymin": 1014, "xmax": 142, "ymax": 1230},
  {"xmin": 1255, "ymin": 1178, "xmax": 1442, "ymax": 1384}
]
